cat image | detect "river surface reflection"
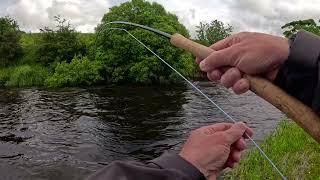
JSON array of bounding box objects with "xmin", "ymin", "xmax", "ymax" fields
[{"xmin": 0, "ymin": 81, "xmax": 283, "ymax": 179}]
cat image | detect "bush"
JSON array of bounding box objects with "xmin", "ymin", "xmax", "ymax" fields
[
  {"xmin": 19, "ymin": 33, "xmax": 41, "ymax": 65},
  {"xmin": 36, "ymin": 16, "xmax": 86, "ymax": 66},
  {"xmin": 0, "ymin": 16, "xmax": 23, "ymax": 66},
  {"xmin": 95, "ymin": 0, "xmax": 195, "ymax": 84},
  {"xmin": 46, "ymin": 56, "xmax": 104, "ymax": 88},
  {"xmin": 196, "ymin": 20, "xmax": 233, "ymax": 45},
  {"xmin": 5, "ymin": 65, "xmax": 49, "ymax": 87}
]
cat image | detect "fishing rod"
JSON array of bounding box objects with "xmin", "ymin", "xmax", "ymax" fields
[
  {"xmin": 105, "ymin": 21, "xmax": 320, "ymax": 145},
  {"xmin": 101, "ymin": 21, "xmax": 320, "ymax": 179},
  {"xmin": 104, "ymin": 27, "xmax": 287, "ymax": 180}
]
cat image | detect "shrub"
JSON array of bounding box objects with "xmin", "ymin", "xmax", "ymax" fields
[
  {"xmin": 5, "ymin": 65, "xmax": 49, "ymax": 87},
  {"xmin": 36, "ymin": 16, "xmax": 86, "ymax": 66},
  {"xmin": 19, "ymin": 33, "xmax": 41, "ymax": 65},
  {"xmin": 95, "ymin": 0, "xmax": 195, "ymax": 84},
  {"xmin": 0, "ymin": 16, "xmax": 23, "ymax": 66},
  {"xmin": 46, "ymin": 56, "xmax": 104, "ymax": 88},
  {"xmin": 196, "ymin": 20, "xmax": 233, "ymax": 45}
]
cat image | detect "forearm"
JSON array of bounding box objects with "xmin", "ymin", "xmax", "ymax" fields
[
  {"xmin": 275, "ymin": 30, "xmax": 320, "ymax": 113},
  {"xmin": 87, "ymin": 154, "xmax": 205, "ymax": 180}
]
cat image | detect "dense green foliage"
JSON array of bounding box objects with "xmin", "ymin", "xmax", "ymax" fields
[
  {"xmin": 20, "ymin": 33, "xmax": 41, "ymax": 65},
  {"xmin": 0, "ymin": 1, "xmax": 243, "ymax": 88},
  {"xmin": 0, "ymin": 67, "xmax": 11, "ymax": 87},
  {"xmin": 227, "ymin": 121, "xmax": 320, "ymax": 180},
  {"xmin": 46, "ymin": 56, "xmax": 103, "ymax": 88},
  {"xmin": 196, "ymin": 20, "xmax": 233, "ymax": 46},
  {"xmin": 0, "ymin": 65, "xmax": 49, "ymax": 87},
  {"xmin": 36, "ymin": 16, "xmax": 86, "ymax": 66},
  {"xmin": 282, "ymin": 19, "xmax": 320, "ymax": 37},
  {"xmin": 3, "ymin": 2, "xmax": 318, "ymax": 88},
  {"xmin": 0, "ymin": 16, "xmax": 23, "ymax": 66},
  {"xmin": 95, "ymin": 0, "xmax": 195, "ymax": 84}
]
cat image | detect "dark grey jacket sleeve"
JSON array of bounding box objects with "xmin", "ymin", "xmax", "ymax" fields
[
  {"xmin": 87, "ymin": 154, "xmax": 205, "ymax": 180},
  {"xmin": 275, "ymin": 30, "xmax": 320, "ymax": 113}
]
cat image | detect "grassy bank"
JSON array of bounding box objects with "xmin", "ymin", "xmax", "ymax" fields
[{"xmin": 227, "ymin": 120, "xmax": 320, "ymax": 180}]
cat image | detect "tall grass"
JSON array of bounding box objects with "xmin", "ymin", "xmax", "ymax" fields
[
  {"xmin": 1, "ymin": 65, "xmax": 49, "ymax": 88},
  {"xmin": 226, "ymin": 120, "xmax": 320, "ymax": 180},
  {"xmin": 0, "ymin": 67, "xmax": 12, "ymax": 87}
]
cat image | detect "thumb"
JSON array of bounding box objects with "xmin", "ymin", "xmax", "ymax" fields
[
  {"xmin": 210, "ymin": 36, "xmax": 233, "ymax": 51},
  {"xmin": 224, "ymin": 122, "xmax": 248, "ymax": 145}
]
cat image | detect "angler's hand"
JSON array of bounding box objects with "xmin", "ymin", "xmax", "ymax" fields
[
  {"xmin": 197, "ymin": 32, "xmax": 290, "ymax": 94},
  {"xmin": 179, "ymin": 122, "xmax": 253, "ymax": 179}
]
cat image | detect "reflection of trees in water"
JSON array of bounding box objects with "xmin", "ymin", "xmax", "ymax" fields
[{"xmin": 90, "ymin": 85, "xmax": 188, "ymax": 160}]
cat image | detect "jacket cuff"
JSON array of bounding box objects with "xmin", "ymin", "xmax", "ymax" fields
[
  {"xmin": 149, "ymin": 153, "xmax": 204, "ymax": 180},
  {"xmin": 288, "ymin": 30, "xmax": 320, "ymax": 68}
]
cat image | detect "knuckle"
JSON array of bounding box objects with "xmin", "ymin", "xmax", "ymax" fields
[
  {"xmin": 230, "ymin": 68, "xmax": 241, "ymax": 77},
  {"xmin": 237, "ymin": 32, "xmax": 250, "ymax": 38}
]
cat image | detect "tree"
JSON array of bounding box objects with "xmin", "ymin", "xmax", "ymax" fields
[
  {"xmin": 0, "ymin": 16, "xmax": 23, "ymax": 66},
  {"xmin": 95, "ymin": 0, "xmax": 195, "ymax": 84},
  {"xmin": 36, "ymin": 16, "xmax": 86, "ymax": 66},
  {"xmin": 196, "ymin": 20, "xmax": 233, "ymax": 45},
  {"xmin": 282, "ymin": 19, "xmax": 320, "ymax": 37}
]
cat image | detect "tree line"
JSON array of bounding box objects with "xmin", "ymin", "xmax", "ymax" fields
[{"xmin": 0, "ymin": 0, "xmax": 318, "ymax": 88}]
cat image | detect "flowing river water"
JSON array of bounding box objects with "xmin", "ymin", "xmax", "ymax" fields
[{"xmin": 0, "ymin": 81, "xmax": 283, "ymax": 180}]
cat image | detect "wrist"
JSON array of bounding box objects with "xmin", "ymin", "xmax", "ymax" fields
[
  {"xmin": 179, "ymin": 153, "xmax": 205, "ymax": 175},
  {"xmin": 268, "ymin": 37, "xmax": 290, "ymax": 81},
  {"xmin": 179, "ymin": 152, "xmax": 216, "ymax": 178}
]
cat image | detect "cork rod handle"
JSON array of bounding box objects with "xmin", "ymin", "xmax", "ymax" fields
[{"xmin": 170, "ymin": 33, "xmax": 320, "ymax": 143}]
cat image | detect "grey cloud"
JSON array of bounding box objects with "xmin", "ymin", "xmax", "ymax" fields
[
  {"xmin": 226, "ymin": 0, "xmax": 320, "ymax": 34},
  {"xmin": 5, "ymin": 0, "xmax": 112, "ymax": 32},
  {"xmin": 2, "ymin": 0, "xmax": 320, "ymax": 36}
]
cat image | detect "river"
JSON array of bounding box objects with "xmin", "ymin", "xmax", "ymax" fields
[{"xmin": 0, "ymin": 81, "xmax": 283, "ymax": 180}]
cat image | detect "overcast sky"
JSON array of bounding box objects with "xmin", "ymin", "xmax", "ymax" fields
[{"xmin": 1, "ymin": 0, "xmax": 320, "ymax": 37}]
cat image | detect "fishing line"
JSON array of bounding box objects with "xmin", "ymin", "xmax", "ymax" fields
[{"xmin": 104, "ymin": 28, "xmax": 287, "ymax": 180}]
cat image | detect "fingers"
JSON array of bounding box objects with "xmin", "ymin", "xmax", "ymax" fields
[
  {"xmin": 196, "ymin": 36, "xmax": 235, "ymax": 64},
  {"xmin": 231, "ymin": 150, "xmax": 241, "ymax": 162},
  {"xmin": 210, "ymin": 36, "xmax": 234, "ymax": 51},
  {"xmin": 195, "ymin": 57, "xmax": 202, "ymax": 64},
  {"xmin": 201, "ymin": 123, "xmax": 234, "ymax": 135},
  {"xmin": 234, "ymin": 138, "xmax": 246, "ymax": 151},
  {"xmin": 220, "ymin": 68, "xmax": 242, "ymax": 88},
  {"xmin": 207, "ymin": 69, "xmax": 222, "ymax": 81},
  {"xmin": 206, "ymin": 68, "xmax": 249, "ymax": 95},
  {"xmin": 225, "ymin": 150, "xmax": 241, "ymax": 168},
  {"xmin": 243, "ymin": 125, "xmax": 254, "ymax": 138},
  {"xmin": 207, "ymin": 67, "xmax": 232, "ymax": 82},
  {"xmin": 224, "ymin": 122, "xmax": 249, "ymax": 145},
  {"xmin": 232, "ymin": 78, "xmax": 250, "ymax": 94},
  {"xmin": 199, "ymin": 46, "xmax": 239, "ymax": 72},
  {"xmin": 201, "ymin": 122, "xmax": 253, "ymax": 139}
]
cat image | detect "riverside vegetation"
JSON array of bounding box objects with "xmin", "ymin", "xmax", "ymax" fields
[
  {"xmin": 1, "ymin": 0, "xmax": 315, "ymax": 88},
  {"xmin": 227, "ymin": 121, "xmax": 320, "ymax": 179},
  {"xmin": 0, "ymin": 0, "xmax": 236, "ymax": 88}
]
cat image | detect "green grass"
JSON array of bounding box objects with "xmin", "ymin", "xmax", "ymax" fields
[
  {"xmin": 0, "ymin": 65, "xmax": 49, "ymax": 88},
  {"xmin": 226, "ymin": 120, "xmax": 320, "ymax": 180},
  {"xmin": 0, "ymin": 67, "xmax": 12, "ymax": 87}
]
